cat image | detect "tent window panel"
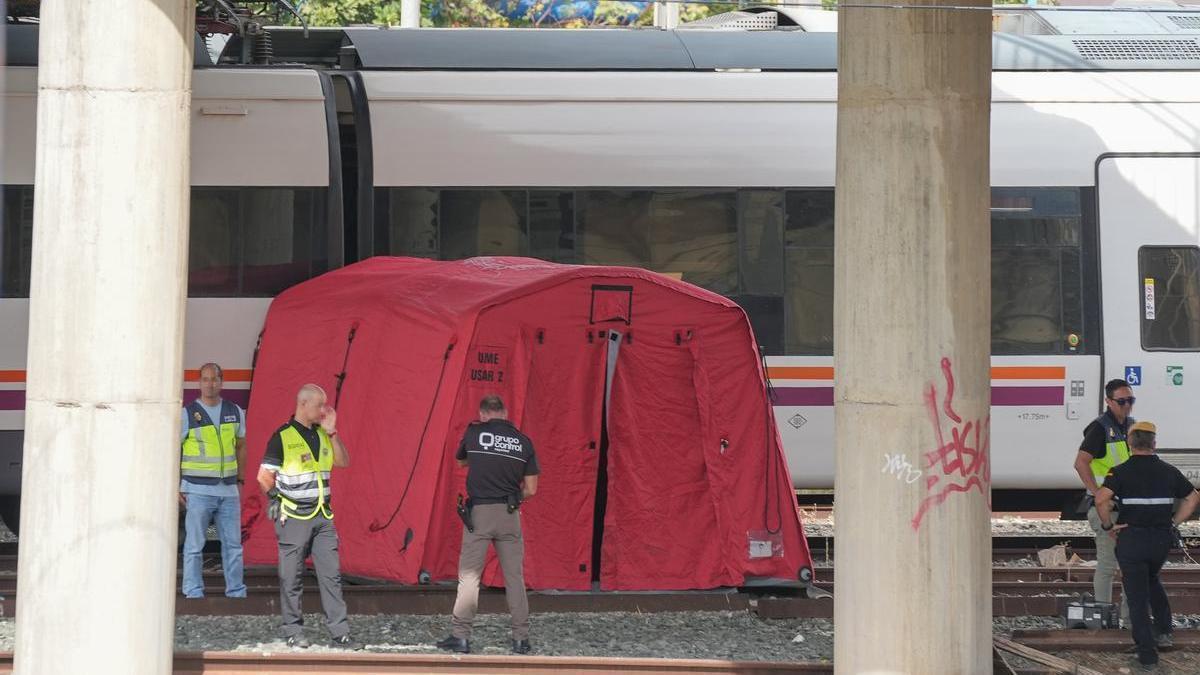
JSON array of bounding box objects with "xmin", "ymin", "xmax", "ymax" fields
[
  {"xmin": 784, "ymin": 190, "xmax": 835, "ymax": 356},
  {"xmin": 1, "ymin": 185, "xmax": 35, "ymax": 298},
  {"xmin": 190, "ymin": 187, "xmax": 328, "ymax": 297},
  {"xmin": 990, "ymin": 187, "xmax": 1082, "ymax": 355},
  {"xmin": 439, "ymin": 190, "xmax": 528, "ymax": 260},
  {"xmin": 529, "ymin": 191, "xmax": 576, "ymax": 264},
  {"xmin": 1140, "ymin": 246, "xmax": 1200, "ymax": 351},
  {"xmin": 379, "ymin": 188, "xmax": 439, "ymax": 258},
  {"xmin": 579, "ymin": 190, "xmax": 738, "ymax": 295}
]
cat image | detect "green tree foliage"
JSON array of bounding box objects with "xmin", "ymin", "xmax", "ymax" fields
[{"xmin": 294, "ymin": 0, "xmax": 741, "ymax": 28}]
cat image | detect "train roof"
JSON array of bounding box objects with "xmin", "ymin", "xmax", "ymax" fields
[
  {"xmin": 6, "ymin": 22, "xmax": 1200, "ymax": 72},
  {"xmin": 4, "ymin": 23, "xmax": 214, "ymax": 67}
]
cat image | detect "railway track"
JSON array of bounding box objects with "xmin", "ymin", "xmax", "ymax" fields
[
  {"xmin": 6, "ymin": 568, "xmax": 1200, "ymax": 618},
  {"xmin": 0, "ymin": 652, "xmax": 832, "ymax": 674}
]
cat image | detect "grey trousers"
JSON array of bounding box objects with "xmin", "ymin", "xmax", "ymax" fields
[
  {"xmin": 451, "ymin": 503, "xmax": 530, "ymax": 640},
  {"xmin": 1088, "ymin": 506, "xmax": 1131, "ymax": 622},
  {"xmin": 275, "ymin": 513, "xmax": 349, "ymax": 639}
]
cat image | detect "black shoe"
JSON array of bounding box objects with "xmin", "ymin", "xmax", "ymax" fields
[
  {"xmin": 331, "ymin": 634, "xmax": 363, "ymax": 651},
  {"xmin": 511, "ymin": 639, "xmax": 532, "ymax": 654},
  {"xmin": 286, "ymin": 635, "xmax": 310, "ymax": 649},
  {"xmin": 436, "ymin": 635, "xmax": 470, "ymax": 653}
]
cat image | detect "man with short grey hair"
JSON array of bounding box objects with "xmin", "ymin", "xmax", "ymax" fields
[{"xmin": 257, "ymin": 384, "xmax": 359, "ymax": 650}]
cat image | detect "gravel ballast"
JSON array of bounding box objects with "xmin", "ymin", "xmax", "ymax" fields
[{"xmin": 4, "ymin": 612, "xmax": 1194, "ymax": 660}]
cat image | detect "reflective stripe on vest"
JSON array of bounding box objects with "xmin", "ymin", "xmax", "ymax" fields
[
  {"xmin": 1090, "ymin": 413, "xmax": 1132, "ymax": 486},
  {"xmin": 180, "ymin": 400, "xmax": 239, "ymax": 480},
  {"xmin": 1122, "ymin": 497, "xmax": 1176, "ymax": 505},
  {"xmin": 275, "ymin": 425, "xmax": 334, "ymax": 520}
]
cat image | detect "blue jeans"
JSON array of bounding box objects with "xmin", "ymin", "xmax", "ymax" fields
[{"xmin": 183, "ymin": 493, "xmax": 246, "ymax": 598}]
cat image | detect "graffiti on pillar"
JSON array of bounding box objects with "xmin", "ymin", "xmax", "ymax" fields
[
  {"xmin": 910, "ymin": 357, "xmax": 991, "ymax": 531},
  {"xmin": 881, "ymin": 453, "xmax": 922, "ymax": 484}
]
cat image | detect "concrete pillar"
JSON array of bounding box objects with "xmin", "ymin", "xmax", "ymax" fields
[
  {"xmin": 14, "ymin": 2, "xmax": 193, "ymax": 674},
  {"xmin": 653, "ymin": 2, "xmax": 679, "ymax": 29},
  {"xmin": 401, "ymin": 0, "xmax": 421, "ymax": 27},
  {"xmin": 832, "ymin": 1, "xmax": 992, "ymax": 673}
]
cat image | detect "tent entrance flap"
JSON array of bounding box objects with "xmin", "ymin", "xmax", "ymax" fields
[{"xmin": 591, "ymin": 329, "xmax": 622, "ymax": 583}]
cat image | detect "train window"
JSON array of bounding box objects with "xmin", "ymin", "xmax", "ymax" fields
[
  {"xmin": 1, "ymin": 185, "xmax": 35, "ymax": 298},
  {"xmin": 991, "ymin": 188, "xmax": 1084, "ymax": 355},
  {"xmin": 1140, "ymin": 246, "xmax": 1200, "ymax": 351},
  {"xmin": 528, "ymin": 191, "xmax": 576, "ymax": 264},
  {"xmin": 785, "ymin": 190, "xmax": 835, "ymax": 355},
  {"xmin": 736, "ymin": 191, "xmax": 786, "ymax": 354},
  {"xmin": 377, "ymin": 189, "xmax": 543, "ymax": 260},
  {"xmin": 190, "ymin": 189, "xmax": 240, "ymax": 295},
  {"xmin": 739, "ymin": 191, "xmax": 785, "ymax": 296},
  {"xmin": 379, "ymin": 188, "xmax": 439, "ymax": 258},
  {"xmin": 439, "ymin": 190, "xmax": 528, "ymax": 259},
  {"xmin": 190, "ymin": 188, "xmax": 328, "ymax": 297},
  {"xmin": 578, "ymin": 190, "xmax": 738, "ymax": 295}
]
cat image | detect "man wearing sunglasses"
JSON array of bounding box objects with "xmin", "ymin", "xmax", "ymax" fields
[{"xmin": 1074, "ymin": 378, "xmax": 1136, "ymax": 626}]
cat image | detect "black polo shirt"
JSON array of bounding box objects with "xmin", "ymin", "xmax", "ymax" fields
[
  {"xmin": 456, "ymin": 418, "xmax": 539, "ymax": 504},
  {"xmin": 1080, "ymin": 410, "xmax": 1131, "ymax": 460},
  {"xmin": 261, "ymin": 417, "xmax": 323, "ymax": 470},
  {"xmin": 1104, "ymin": 454, "xmax": 1195, "ymax": 527}
]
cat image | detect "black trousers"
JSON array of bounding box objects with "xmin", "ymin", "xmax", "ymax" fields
[{"xmin": 1116, "ymin": 526, "xmax": 1173, "ymax": 664}]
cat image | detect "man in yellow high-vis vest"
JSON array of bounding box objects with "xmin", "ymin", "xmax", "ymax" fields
[
  {"xmin": 257, "ymin": 383, "xmax": 359, "ymax": 650},
  {"xmin": 1073, "ymin": 377, "xmax": 1135, "ymax": 626},
  {"xmin": 180, "ymin": 362, "xmax": 246, "ymax": 599}
]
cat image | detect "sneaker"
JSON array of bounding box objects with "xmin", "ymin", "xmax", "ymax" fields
[
  {"xmin": 436, "ymin": 635, "xmax": 470, "ymax": 653},
  {"xmin": 511, "ymin": 639, "xmax": 532, "ymax": 654},
  {"xmin": 286, "ymin": 635, "xmax": 310, "ymax": 649},
  {"xmin": 1157, "ymin": 633, "xmax": 1174, "ymax": 649},
  {"xmin": 331, "ymin": 634, "xmax": 363, "ymax": 651}
]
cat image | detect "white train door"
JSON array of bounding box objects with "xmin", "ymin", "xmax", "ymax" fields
[{"xmin": 1099, "ymin": 156, "xmax": 1200, "ymax": 475}]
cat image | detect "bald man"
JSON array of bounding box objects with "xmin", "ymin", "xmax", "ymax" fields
[{"xmin": 257, "ymin": 384, "xmax": 359, "ymax": 650}]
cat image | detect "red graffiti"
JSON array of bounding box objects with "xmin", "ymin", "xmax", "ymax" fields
[{"xmin": 911, "ymin": 357, "xmax": 991, "ymax": 531}]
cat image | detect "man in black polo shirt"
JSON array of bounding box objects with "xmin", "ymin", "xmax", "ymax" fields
[
  {"xmin": 436, "ymin": 394, "xmax": 540, "ymax": 655},
  {"xmin": 1096, "ymin": 421, "xmax": 1200, "ymax": 669}
]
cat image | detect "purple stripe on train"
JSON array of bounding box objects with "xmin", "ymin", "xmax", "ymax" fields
[
  {"xmin": 771, "ymin": 385, "xmax": 1064, "ymax": 407},
  {"xmin": 0, "ymin": 389, "xmax": 251, "ymax": 412},
  {"xmin": 0, "ymin": 390, "xmax": 24, "ymax": 411}
]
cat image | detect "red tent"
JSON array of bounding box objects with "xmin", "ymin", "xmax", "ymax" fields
[{"xmin": 241, "ymin": 257, "xmax": 812, "ymax": 590}]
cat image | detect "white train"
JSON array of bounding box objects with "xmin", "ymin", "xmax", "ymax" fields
[{"xmin": 4, "ymin": 13, "xmax": 1200, "ymax": 530}]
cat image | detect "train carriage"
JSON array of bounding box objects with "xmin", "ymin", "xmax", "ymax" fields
[{"xmin": 4, "ymin": 15, "xmax": 1200, "ymax": 531}]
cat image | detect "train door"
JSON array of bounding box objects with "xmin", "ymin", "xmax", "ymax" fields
[{"xmin": 1099, "ymin": 155, "xmax": 1200, "ymax": 477}]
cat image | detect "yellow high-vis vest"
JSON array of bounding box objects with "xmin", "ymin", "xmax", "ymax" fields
[
  {"xmin": 181, "ymin": 400, "xmax": 240, "ymax": 482},
  {"xmin": 275, "ymin": 424, "xmax": 334, "ymax": 520},
  {"xmin": 1090, "ymin": 413, "xmax": 1132, "ymax": 486}
]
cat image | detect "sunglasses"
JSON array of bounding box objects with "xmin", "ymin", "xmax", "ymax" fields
[{"xmin": 1111, "ymin": 396, "xmax": 1136, "ymax": 406}]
